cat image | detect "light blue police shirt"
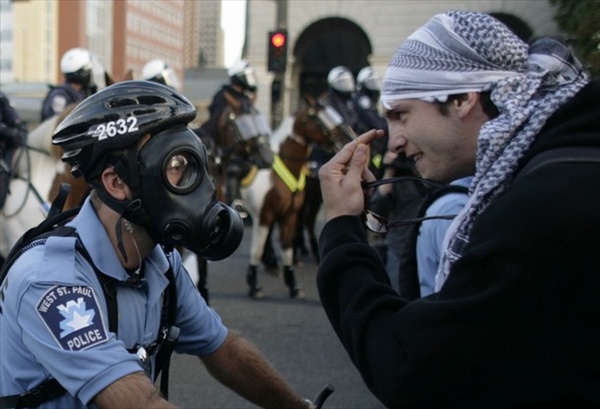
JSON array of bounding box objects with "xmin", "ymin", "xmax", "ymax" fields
[
  {"xmin": 0, "ymin": 197, "xmax": 228, "ymax": 408},
  {"xmin": 417, "ymin": 177, "xmax": 472, "ymax": 297}
]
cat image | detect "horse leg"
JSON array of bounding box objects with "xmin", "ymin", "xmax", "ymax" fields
[
  {"xmin": 293, "ymin": 199, "xmax": 309, "ymax": 264},
  {"xmin": 246, "ymin": 224, "xmax": 270, "ymax": 299},
  {"xmin": 261, "ymin": 227, "xmax": 280, "ymax": 275},
  {"xmin": 304, "ymin": 176, "xmax": 322, "ymax": 263},
  {"xmin": 279, "ymin": 214, "xmax": 305, "ymax": 300}
]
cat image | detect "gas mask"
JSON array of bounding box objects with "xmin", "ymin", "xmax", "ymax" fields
[{"xmin": 117, "ymin": 127, "xmax": 244, "ymax": 260}]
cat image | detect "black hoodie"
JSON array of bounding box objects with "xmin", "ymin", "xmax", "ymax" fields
[{"xmin": 317, "ymin": 80, "xmax": 600, "ymax": 408}]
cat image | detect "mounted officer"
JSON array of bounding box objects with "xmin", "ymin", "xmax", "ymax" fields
[
  {"xmin": 141, "ymin": 59, "xmax": 180, "ymax": 90},
  {"xmin": 41, "ymin": 48, "xmax": 96, "ymax": 121},
  {"xmin": 197, "ymin": 59, "xmax": 258, "ymax": 210}
]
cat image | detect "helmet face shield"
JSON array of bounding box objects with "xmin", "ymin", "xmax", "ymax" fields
[
  {"xmin": 229, "ymin": 60, "xmax": 257, "ymax": 92},
  {"xmin": 328, "ymin": 66, "xmax": 355, "ymax": 93},
  {"xmin": 357, "ymin": 67, "xmax": 381, "ymax": 92}
]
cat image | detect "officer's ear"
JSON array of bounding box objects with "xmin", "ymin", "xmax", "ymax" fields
[{"xmin": 101, "ymin": 166, "xmax": 129, "ymax": 201}]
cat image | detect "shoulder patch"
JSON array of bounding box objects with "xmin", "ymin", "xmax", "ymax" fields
[
  {"xmin": 37, "ymin": 285, "xmax": 108, "ymax": 351},
  {"xmin": 51, "ymin": 95, "xmax": 68, "ymax": 114}
]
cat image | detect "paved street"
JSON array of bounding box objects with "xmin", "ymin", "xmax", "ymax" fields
[{"xmin": 167, "ymin": 220, "xmax": 385, "ymax": 409}]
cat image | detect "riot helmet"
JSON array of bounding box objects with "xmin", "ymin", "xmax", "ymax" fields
[
  {"xmin": 356, "ymin": 66, "xmax": 381, "ymax": 108},
  {"xmin": 142, "ymin": 59, "xmax": 180, "ymax": 90},
  {"xmin": 61, "ymin": 48, "xmax": 95, "ymax": 91},
  {"xmin": 228, "ymin": 60, "xmax": 257, "ymax": 93},
  {"xmin": 53, "ymin": 80, "xmax": 243, "ymax": 260},
  {"xmin": 327, "ymin": 66, "xmax": 355, "ymax": 96},
  {"xmin": 357, "ymin": 66, "xmax": 381, "ymax": 92}
]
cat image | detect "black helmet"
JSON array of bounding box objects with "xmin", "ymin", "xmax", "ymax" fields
[{"xmin": 53, "ymin": 80, "xmax": 196, "ymax": 179}]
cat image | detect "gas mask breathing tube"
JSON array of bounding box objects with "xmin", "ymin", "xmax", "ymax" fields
[{"xmin": 96, "ymin": 126, "xmax": 244, "ymax": 262}]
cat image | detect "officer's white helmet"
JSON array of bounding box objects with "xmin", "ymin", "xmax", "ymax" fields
[
  {"xmin": 60, "ymin": 48, "xmax": 95, "ymax": 89},
  {"xmin": 227, "ymin": 60, "xmax": 257, "ymax": 92},
  {"xmin": 357, "ymin": 66, "xmax": 380, "ymax": 92},
  {"xmin": 327, "ymin": 66, "xmax": 355, "ymax": 93},
  {"xmin": 142, "ymin": 59, "xmax": 180, "ymax": 89}
]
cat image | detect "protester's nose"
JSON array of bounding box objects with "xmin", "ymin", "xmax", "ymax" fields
[{"xmin": 387, "ymin": 127, "xmax": 408, "ymax": 154}]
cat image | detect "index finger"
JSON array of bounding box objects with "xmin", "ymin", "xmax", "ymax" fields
[
  {"xmin": 355, "ymin": 129, "xmax": 385, "ymax": 145},
  {"xmin": 331, "ymin": 129, "xmax": 383, "ymax": 165}
]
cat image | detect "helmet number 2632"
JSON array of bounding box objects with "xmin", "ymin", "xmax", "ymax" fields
[{"xmin": 92, "ymin": 117, "xmax": 140, "ymax": 141}]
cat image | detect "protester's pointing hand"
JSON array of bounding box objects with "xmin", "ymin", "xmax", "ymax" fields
[{"xmin": 318, "ymin": 129, "xmax": 385, "ymax": 222}]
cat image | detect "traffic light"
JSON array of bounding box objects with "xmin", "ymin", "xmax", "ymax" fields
[{"xmin": 268, "ymin": 30, "xmax": 288, "ymax": 73}]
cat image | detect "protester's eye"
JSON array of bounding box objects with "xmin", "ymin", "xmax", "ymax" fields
[{"xmin": 386, "ymin": 110, "xmax": 405, "ymax": 121}]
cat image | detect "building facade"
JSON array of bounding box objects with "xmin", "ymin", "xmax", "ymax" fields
[
  {"xmin": 198, "ymin": 0, "xmax": 224, "ymax": 67},
  {"xmin": 4, "ymin": 0, "xmax": 193, "ymax": 89}
]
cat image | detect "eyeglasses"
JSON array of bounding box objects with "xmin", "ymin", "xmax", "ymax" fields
[{"xmin": 362, "ymin": 176, "xmax": 459, "ymax": 234}]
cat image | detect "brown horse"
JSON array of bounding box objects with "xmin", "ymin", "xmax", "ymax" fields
[
  {"xmin": 190, "ymin": 89, "xmax": 275, "ymax": 302},
  {"xmin": 241, "ymin": 95, "xmax": 356, "ymax": 299},
  {"xmin": 293, "ymin": 98, "xmax": 358, "ymax": 265},
  {"xmin": 196, "ymin": 89, "xmax": 273, "ymax": 203}
]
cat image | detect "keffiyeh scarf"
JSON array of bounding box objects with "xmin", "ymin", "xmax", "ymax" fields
[{"xmin": 381, "ymin": 11, "xmax": 589, "ymax": 291}]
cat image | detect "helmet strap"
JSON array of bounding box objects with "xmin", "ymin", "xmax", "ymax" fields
[{"xmin": 95, "ymin": 146, "xmax": 154, "ymax": 262}]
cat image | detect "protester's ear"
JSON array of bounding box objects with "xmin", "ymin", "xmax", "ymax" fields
[{"xmin": 453, "ymin": 92, "xmax": 480, "ymax": 118}]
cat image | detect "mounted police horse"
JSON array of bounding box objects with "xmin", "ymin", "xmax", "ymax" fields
[
  {"xmin": 0, "ymin": 104, "xmax": 90, "ymax": 263},
  {"xmin": 0, "ymin": 69, "xmax": 130, "ymax": 266},
  {"xmin": 194, "ymin": 88, "xmax": 273, "ymax": 204},
  {"xmin": 191, "ymin": 88, "xmax": 274, "ymax": 302},
  {"xmin": 241, "ymin": 96, "xmax": 356, "ymax": 299}
]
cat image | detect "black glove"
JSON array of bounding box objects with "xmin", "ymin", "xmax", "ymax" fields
[{"xmin": 0, "ymin": 123, "xmax": 26, "ymax": 148}]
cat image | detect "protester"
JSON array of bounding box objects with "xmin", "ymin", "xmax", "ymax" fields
[
  {"xmin": 41, "ymin": 48, "xmax": 96, "ymax": 121},
  {"xmin": 0, "ymin": 81, "xmax": 315, "ymax": 409},
  {"xmin": 316, "ymin": 10, "xmax": 599, "ymax": 407},
  {"xmin": 366, "ymin": 150, "xmax": 428, "ymax": 292}
]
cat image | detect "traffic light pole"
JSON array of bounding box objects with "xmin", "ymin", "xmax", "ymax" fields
[{"xmin": 270, "ymin": 0, "xmax": 287, "ymax": 130}]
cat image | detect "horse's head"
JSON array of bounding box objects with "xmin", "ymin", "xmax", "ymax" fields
[
  {"xmin": 218, "ymin": 90, "xmax": 273, "ymax": 169},
  {"xmin": 293, "ymin": 94, "xmax": 356, "ymax": 153}
]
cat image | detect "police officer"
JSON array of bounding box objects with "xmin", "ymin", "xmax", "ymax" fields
[
  {"xmin": 325, "ymin": 66, "xmax": 360, "ymax": 131},
  {"xmin": 41, "ymin": 48, "xmax": 96, "ymax": 121},
  {"xmin": 0, "ymin": 91, "xmax": 27, "ymax": 210},
  {"xmin": 141, "ymin": 59, "xmax": 180, "ymax": 90},
  {"xmin": 353, "ymin": 66, "xmax": 389, "ymax": 179},
  {"xmin": 199, "ymin": 59, "xmax": 258, "ymax": 209},
  {"xmin": 0, "ymin": 81, "xmax": 315, "ymax": 409}
]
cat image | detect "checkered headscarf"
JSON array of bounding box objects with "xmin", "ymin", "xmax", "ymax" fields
[{"xmin": 381, "ymin": 11, "xmax": 588, "ymax": 290}]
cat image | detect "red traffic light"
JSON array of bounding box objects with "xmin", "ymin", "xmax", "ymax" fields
[
  {"xmin": 271, "ymin": 32, "xmax": 286, "ymax": 48},
  {"xmin": 268, "ymin": 30, "xmax": 288, "ymax": 72}
]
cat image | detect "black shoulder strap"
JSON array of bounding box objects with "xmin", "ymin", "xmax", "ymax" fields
[
  {"xmin": 516, "ymin": 146, "xmax": 600, "ymax": 179},
  {"xmin": 396, "ymin": 146, "xmax": 600, "ymax": 300},
  {"xmin": 397, "ymin": 184, "xmax": 469, "ymax": 301},
  {"xmin": 154, "ymin": 257, "xmax": 179, "ymax": 400},
  {"xmin": 1, "ymin": 183, "xmax": 76, "ymax": 283}
]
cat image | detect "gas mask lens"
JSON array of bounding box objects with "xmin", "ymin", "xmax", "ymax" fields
[{"xmin": 164, "ymin": 151, "xmax": 201, "ymax": 192}]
